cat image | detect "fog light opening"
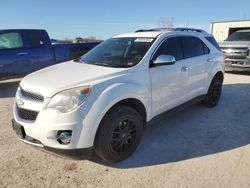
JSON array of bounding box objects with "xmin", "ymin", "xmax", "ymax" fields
[{"xmin": 57, "ymin": 130, "xmax": 72, "ymax": 144}]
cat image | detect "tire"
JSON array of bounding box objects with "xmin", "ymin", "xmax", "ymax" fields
[
  {"xmin": 94, "ymin": 105, "xmax": 143, "ymax": 163},
  {"xmin": 203, "ymin": 75, "xmax": 223, "ymax": 107}
]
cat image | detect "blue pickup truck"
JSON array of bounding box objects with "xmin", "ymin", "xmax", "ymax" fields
[{"xmin": 0, "ymin": 29, "xmax": 100, "ymax": 80}]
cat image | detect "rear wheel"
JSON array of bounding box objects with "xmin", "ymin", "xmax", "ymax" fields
[
  {"xmin": 203, "ymin": 75, "xmax": 223, "ymax": 107},
  {"xmin": 94, "ymin": 105, "xmax": 143, "ymax": 163}
]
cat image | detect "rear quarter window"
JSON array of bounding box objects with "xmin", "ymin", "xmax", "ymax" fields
[
  {"xmin": 202, "ymin": 42, "xmax": 210, "ymax": 54},
  {"xmin": 205, "ymin": 36, "xmax": 221, "ymax": 51}
]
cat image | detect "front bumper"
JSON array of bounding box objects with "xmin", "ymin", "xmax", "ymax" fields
[
  {"xmin": 12, "ymin": 119, "xmax": 93, "ymax": 160},
  {"xmin": 44, "ymin": 146, "xmax": 93, "ymax": 160},
  {"xmin": 225, "ymin": 63, "xmax": 250, "ymax": 72},
  {"xmin": 225, "ymin": 58, "xmax": 250, "ymax": 72},
  {"xmin": 13, "ymin": 85, "xmax": 105, "ymax": 159}
]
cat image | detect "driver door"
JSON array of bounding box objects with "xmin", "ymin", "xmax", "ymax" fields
[{"xmin": 149, "ymin": 37, "xmax": 187, "ymax": 117}]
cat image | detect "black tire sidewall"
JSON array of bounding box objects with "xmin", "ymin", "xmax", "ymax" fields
[
  {"xmin": 205, "ymin": 76, "xmax": 223, "ymax": 107},
  {"xmin": 94, "ymin": 105, "xmax": 143, "ymax": 163}
]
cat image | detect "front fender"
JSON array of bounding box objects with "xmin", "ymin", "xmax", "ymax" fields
[
  {"xmin": 98, "ymin": 82, "xmax": 150, "ymax": 117},
  {"xmin": 77, "ymin": 82, "xmax": 151, "ymax": 148}
]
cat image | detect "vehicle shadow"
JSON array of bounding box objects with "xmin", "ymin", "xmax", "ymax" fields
[
  {"xmin": 92, "ymin": 83, "xmax": 250, "ymax": 168},
  {"xmin": 0, "ymin": 80, "xmax": 20, "ymax": 98},
  {"xmin": 226, "ymin": 71, "xmax": 250, "ymax": 76}
]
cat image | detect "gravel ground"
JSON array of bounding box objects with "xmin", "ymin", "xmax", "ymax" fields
[{"xmin": 0, "ymin": 73, "xmax": 249, "ymax": 188}]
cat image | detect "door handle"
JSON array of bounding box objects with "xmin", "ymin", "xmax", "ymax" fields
[
  {"xmin": 17, "ymin": 52, "xmax": 28, "ymax": 56},
  {"xmin": 207, "ymin": 58, "xmax": 213, "ymax": 62},
  {"xmin": 181, "ymin": 66, "xmax": 188, "ymax": 72}
]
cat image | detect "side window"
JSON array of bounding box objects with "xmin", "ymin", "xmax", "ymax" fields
[
  {"xmin": 0, "ymin": 32, "xmax": 24, "ymax": 50},
  {"xmin": 181, "ymin": 37, "xmax": 206, "ymax": 58},
  {"xmin": 25, "ymin": 32, "xmax": 44, "ymax": 48},
  {"xmin": 153, "ymin": 37, "xmax": 183, "ymax": 61}
]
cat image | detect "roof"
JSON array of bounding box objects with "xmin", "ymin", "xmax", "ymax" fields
[
  {"xmin": 113, "ymin": 27, "xmax": 208, "ymax": 39},
  {"xmin": 113, "ymin": 31, "xmax": 162, "ymax": 38},
  {"xmin": 0, "ymin": 29, "xmax": 46, "ymax": 33},
  {"xmin": 210, "ymin": 19, "xmax": 250, "ymax": 24},
  {"xmin": 236, "ymin": 29, "xmax": 250, "ymax": 32}
]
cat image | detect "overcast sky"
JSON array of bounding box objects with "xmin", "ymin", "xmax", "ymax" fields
[{"xmin": 1, "ymin": 0, "xmax": 250, "ymax": 39}]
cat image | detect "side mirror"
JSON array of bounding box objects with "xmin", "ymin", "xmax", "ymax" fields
[{"xmin": 153, "ymin": 55, "xmax": 176, "ymax": 66}]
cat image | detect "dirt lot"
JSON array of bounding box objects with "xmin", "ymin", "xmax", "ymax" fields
[{"xmin": 0, "ymin": 73, "xmax": 249, "ymax": 188}]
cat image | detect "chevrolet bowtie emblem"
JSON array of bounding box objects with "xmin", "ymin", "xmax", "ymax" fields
[{"xmin": 16, "ymin": 98, "xmax": 24, "ymax": 107}]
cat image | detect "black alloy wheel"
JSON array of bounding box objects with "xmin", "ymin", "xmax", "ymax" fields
[
  {"xmin": 94, "ymin": 105, "xmax": 143, "ymax": 163},
  {"xmin": 110, "ymin": 119, "xmax": 137, "ymax": 153}
]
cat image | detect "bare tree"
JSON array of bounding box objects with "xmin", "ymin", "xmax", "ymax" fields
[{"xmin": 157, "ymin": 17, "xmax": 174, "ymax": 28}]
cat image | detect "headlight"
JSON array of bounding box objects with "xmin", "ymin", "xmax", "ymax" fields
[{"xmin": 47, "ymin": 86, "xmax": 91, "ymax": 113}]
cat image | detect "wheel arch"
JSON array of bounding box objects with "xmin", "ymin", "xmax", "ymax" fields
[
  {"xmin": 213, "ymin": 71, "xmax": 224, "ymax": 82},
  {"xmin": 206, "ymin": 57, "xmax": 224, "ymax": 91},
  {"xmin": 104, "ymin": 98, "xmax": 147, "ymax": 126},
  {"xmin": 93, "ymin": 98, "xmax": 147, "ymax": 145}
]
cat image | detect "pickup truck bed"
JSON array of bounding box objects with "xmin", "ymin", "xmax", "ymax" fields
[{"xmin": 0, "ymin": 29, "xmax": 100, "ymax": 80}]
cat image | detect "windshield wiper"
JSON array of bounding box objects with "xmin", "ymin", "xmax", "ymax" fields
[
  {"xmin": 79, "ymin": 60, "xmax": 110, "ymax": 67},
  {"xmin": 74, "ymin": 58, "xmax": 83, "ymax": 62},
  {"xmin": 92, "ymin": 62, "xmax": 113, "ymax": 67},
  {"xmin": 82, "ymin": 60, "xmax": 123, "ymax": 68}
]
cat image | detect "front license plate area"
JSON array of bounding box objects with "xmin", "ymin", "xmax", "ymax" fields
[{"xmin": 12, "ymin": 120, "xmax": 26, "ymax": 139}]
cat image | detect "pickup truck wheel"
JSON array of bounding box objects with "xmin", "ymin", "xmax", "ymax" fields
[
  {"xmin": 203, "ymin": 76, "xmax": 223, "ymax": 107},
  {"xmin": 94, "ymin": 105, "xmax": 143, "ymax": 163}
]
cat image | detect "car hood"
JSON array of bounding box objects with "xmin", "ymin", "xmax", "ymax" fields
[
  {"xmin": 20, "ymin": 61, "xmax": 127, "ymax": 98},
  {"xmin": 219, "ymin": 41, "xmax": 250, "ymax": 48}
]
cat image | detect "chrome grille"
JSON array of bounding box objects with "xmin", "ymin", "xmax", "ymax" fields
[
  {"xmin": 20, "ymin": 88, "xmax": 44, "ymax": 102},
  {"xmin": 17, "ymin": 106, "xmax": 38, "ymax": 121},
  {"xmin": 221, "ymin": 47, "xmax": 248, "ymax": 59}
]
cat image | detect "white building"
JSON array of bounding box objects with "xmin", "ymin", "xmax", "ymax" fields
[{"xmin": 210, "ymin": 19, "xmax": 250, "ymax": 42}]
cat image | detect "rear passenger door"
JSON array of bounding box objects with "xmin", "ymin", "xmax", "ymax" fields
[{"xmin": 180, "ymin": 36, "xmax": 210, "ymax": 100}]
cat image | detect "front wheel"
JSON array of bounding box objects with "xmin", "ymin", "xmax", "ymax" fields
[
  {"xmin": 94, "ymin": 105, "xmax": 143, "ymax": 163},
  {"xmin": 203, "ymin": 75, "xmax": 223, "ymax": 107}
]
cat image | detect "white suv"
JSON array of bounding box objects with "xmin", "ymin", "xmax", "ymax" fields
[{"xmin": 12, "ymin": 28, "xmax": 224, "ymax": 163}]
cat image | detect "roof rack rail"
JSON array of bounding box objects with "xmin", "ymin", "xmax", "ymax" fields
[
  {"xmin": 135, "ymin": 28, "xmax": 175, "ymax": 32},
  {"xmin": 175, "ymin": 27, "xmax": 207, "ymax": 33},
  {"xmin": 135, "ymin": 27, "xmax": 208, "ymax": 34}
]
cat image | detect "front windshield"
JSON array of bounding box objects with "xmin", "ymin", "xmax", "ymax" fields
[
  {"xmin": 80, "ymin": 37, "xmax": 154, "ymax": 68},
  {"xmin": 226, "ymin": 31, "xmax": 250, "ymax": 41}
]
